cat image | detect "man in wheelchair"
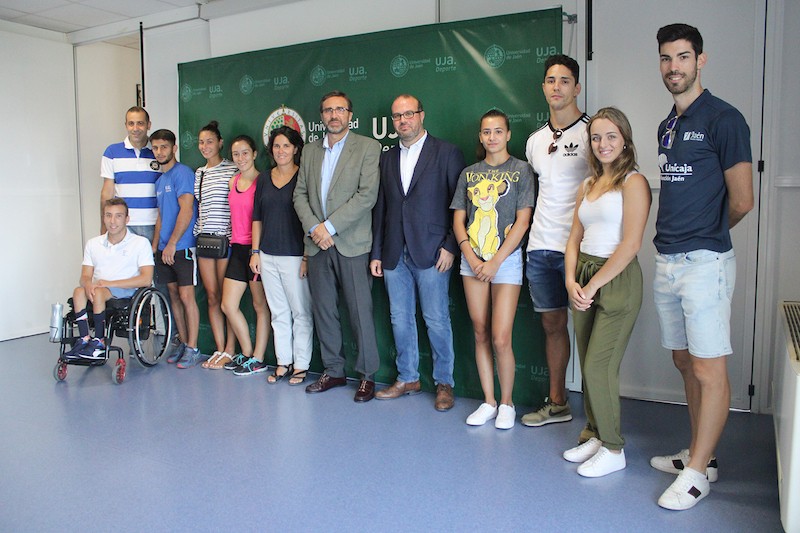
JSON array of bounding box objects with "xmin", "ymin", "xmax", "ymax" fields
[{"xmin": 64, "ymin": 198, "xmax": 154, "ymax": 359}]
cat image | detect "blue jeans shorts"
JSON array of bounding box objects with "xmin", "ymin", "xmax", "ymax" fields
[
  {"xmin": 526, "ymin": 249, "xmax": 568, "ymax": 312},
  {"xmin": 653, "ymin": 249, "xmax": 736, "ymax": 358},
  {"xmin": 108, "ymin": 287, "xmax": 137, "ymax": 299},
  {"xmin": 460, "ymin": 248, "xmax": 523, "ymax": 285}
]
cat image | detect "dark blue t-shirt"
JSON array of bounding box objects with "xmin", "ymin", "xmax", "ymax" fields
[
  {"xmin": 156, "ymin": 162, "xmax": 198, "ymax": 251},
  {"xmin": 655, "ymin": 89, "xmax": 752, "ymax": 254}
]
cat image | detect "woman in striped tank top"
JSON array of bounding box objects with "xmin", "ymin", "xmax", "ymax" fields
[{"xmin": 194, "ymin": 121, "xmax": 238, "ymax": 368}]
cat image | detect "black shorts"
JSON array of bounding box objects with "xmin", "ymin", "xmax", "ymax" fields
[
  {"xmin": 225, "ymin": 243, "xmax": 261, "ymax": 283},
  {"xmin": 155, "ymin": 248, "xmax": 197, "ymax": 287}
]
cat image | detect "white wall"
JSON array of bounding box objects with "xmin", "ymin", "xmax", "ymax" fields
[
  {"xmin": 0, "ymin": 23, "xmax": 82, "ymax": 340},
  {"xmin": 142, "ymin": 18, "xmax": 211, "ymax": 158},
  {"xmin": 75, "ymin": 42, "xmax": 140, "ymax": 242},
  {"xmin": 754, "ymin": 0, "xmax": 800, "ymax": 412}
]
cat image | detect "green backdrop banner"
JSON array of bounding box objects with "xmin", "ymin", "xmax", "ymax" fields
[{"xmin": 179, "ymin": 9, "xmax": 562, "ymax": 407}]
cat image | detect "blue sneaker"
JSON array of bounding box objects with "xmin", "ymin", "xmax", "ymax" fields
[
  {"xmin": 79, "ymin": 338, "xmax": 106, "ymax": 360},
  {"xmin": 233, "ymin": 357, "xmax": 269, "ymax": 376},
  {"xmin": 223, "ymin": 353, "xmax": 248, "ymax": 371},
  {"xmin": 177, "ymin": 347, "xmax": 204, "ymax": 369},
  {"xmin": 64, "ymin": 338, "xmax": 89, "ymax": 359},
  {"xmin": 167, "ymin": 342, "xmax": 186, "ymax": 364}
]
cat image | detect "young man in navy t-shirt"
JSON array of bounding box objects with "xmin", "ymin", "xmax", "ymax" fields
[{"xmin": 650, "ymin": 23, "xmax": 754, "ymax": 511}]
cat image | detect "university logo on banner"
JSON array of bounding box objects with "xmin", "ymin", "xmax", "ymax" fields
[
  {"xmin": 484, "ymin": 44, "xmax": 506, "ymax": 68},
  {"xmin": 263, "ymin": 106, "xmax": 307, "ymax": 145}
]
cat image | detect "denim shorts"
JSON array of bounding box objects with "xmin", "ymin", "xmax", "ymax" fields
[
  {"xmin": 653, "ymin": 249, "xmax": 736, "ymax": 358},
  {"xmin": 460, "ymin": 248, "xmax": 523, "ymax": 285},
  {"xmin": 525, "ymin": 249, "xmax": 568, "ymax": 312},
  {"xmin": 109, "ymin": 287, "xmax": 136, "ymax": 299}
]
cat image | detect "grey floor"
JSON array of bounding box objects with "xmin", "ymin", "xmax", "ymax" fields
[{"xmin": 0, "ymin": 334, "xmax": 783, "ymax": 532}]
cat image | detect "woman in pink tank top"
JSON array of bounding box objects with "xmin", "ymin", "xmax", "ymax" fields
[{"xmin": 211, "ymin": 135, "xmax": 271, "ymax": 375}]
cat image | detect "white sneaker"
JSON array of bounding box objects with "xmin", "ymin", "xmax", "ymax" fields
[
  {"xmin": 495, "ymin": 404, "xmax": 516, "ymax": 429},
  {"xmin": 466, "ymin": 403, "xmax": 498, "ymax": 426},
  {"xmin": 657, "ymin": 467, "xmax": 710, "ymax": 510},
  {"xmin": 650, "ymin": 449, "xmax": 718, "ymax": 482},
  {"xmin": 563, "ymin": 437, "xmax": 603, "ymax": 463},
  {"xmin": 577, "ymin": 447, "xmax": 626, "ymax": 477}
]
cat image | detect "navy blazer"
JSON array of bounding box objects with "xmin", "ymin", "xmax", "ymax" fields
[{"xmin": 371, "ymin": 134, "xmax": 465, "ymax": 270}]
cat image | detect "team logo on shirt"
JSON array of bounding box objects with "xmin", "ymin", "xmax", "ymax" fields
[
  {"xmin": 563, "ymin": 142, "xmax": 580, "ymax": 156},
  {"xmin": 683, "ymin": 131, "xmax": 705, "ymax": 142},
  {"xmin": 659, "ymin": 153, "xmax": 693, "ymax": 183},
  {"xmin": 150, "ymin": 161, "xmax": 160, "ymax": 170},
  {"xmin": 263, "ymin": 106, "xmax": 307, "ymax": 145}
]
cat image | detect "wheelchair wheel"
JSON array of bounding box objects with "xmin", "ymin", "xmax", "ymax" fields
[
  {"xmin": 53, "ymin": 361, "xmax": 67, "ymax": 382},
  {"xmin": 112, "ymin": 358, "xmax": 126, "ymax": 384},
  {"xmin": 128, "ymin": 287, "xmax": 172, "ymax": 367}
]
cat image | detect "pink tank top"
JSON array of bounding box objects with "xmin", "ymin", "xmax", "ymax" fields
[{"xmin": 228, "ymin": 173, "xmax": 257, "ymax": 245}]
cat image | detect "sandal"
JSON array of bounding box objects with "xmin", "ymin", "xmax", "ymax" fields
[
  {"xmin": 201, "ymin": 351, "xmax": 223, "ymax": 369},
  {"xmin": 267, "ymin": 364, "xmax": 293, "ymax": 384},
  {"xmin": 205, "ymin": 351, "xmax": 233, "ymax": 370},
  {"xmin": 288, "ymin": 369, "xmax": 308, "ymax": 386}
]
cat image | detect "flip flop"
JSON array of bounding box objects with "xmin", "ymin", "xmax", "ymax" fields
[
  {"xmin": 205, "ymin": 351, "xmax": 233, "ymax": 370},
  {"xmin": 201, "ymin": 351, "xmax": 223, "ymax": 369},
  {"xmin": 288, "ymin": 369, "xmax": 308, "ymax": 386},
  {"xmin": 267, "ymin": 364, "xmax": 293, "ymax": 384}
]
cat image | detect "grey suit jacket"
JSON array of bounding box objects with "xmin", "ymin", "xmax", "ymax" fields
[{"xmin": 293, "ymin": 131, "xmax": 381, "ymax": 257}]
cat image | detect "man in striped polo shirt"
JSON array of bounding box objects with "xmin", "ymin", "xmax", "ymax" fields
[{"xmin": 99, "ymin": 106, "xmax": 162, "ymax": 241}]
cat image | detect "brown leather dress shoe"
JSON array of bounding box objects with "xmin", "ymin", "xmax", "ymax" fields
[
  {"xmin": 375, "ymin": 380, "xmax": 421, "ymax": 400},
  {"xmin": 434, "ymin": 383, "xmax": 454, "ymax": 411},
  {"xmin": 305, "ymin": 373, "xmax": 347, "ymax": 394},
  {"xmin": 354, "ymin": 380, "xmax": 375, "ymax": 402}
]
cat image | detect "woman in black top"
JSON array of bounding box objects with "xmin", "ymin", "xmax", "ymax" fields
[{"xmin": 249, "ymin": 126, "xmax": 312, "ymax": 385}]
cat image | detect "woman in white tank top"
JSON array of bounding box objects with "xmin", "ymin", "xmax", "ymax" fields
[{"xmin": 562, "ymin": 107, "xmax": 651, "ymax": 477}]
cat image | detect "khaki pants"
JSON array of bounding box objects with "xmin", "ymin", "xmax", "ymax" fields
[{"xmin": 573, "ymin": 253, "xmax": 642, "ymax": 450}]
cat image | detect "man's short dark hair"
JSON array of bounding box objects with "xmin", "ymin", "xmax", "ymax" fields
[
  {"xmin": 657, "ymin": 23, "xmax": 703, "ymax": 56},
  {"xmin": 320, "ymin": 90, "xmax": 353, "ymax": 113},
  {"xmin": 543, "ymin": 54, "xmax": 580, "ymax": 84},
  {"xmin": 149, "ymin": 129, "xmax": 176, "ymax": 145},
  {"xmin": 104, "ymin": 197, "xmax": 129, "ymax": 217},
  {"xmin": 126, "ymin": 106, "xmax": 150, "ymax": 123},
  {"xmin": 394, "ymin": 94, "xmax": 423, "ymax": 112}
]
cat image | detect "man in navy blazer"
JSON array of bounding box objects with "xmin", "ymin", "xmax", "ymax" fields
[{"xmin": 370, "ymin": 94, "xmax": 465, "ymax": 411}]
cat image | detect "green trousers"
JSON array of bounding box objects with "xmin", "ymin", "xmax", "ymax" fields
[{"xmin": 573, "ymin": 252, "xmax": 642, "ymax": 450}]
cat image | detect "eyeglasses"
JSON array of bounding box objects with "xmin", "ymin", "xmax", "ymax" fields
[
  {"xmin": 322, "ymin": 106, "xmax": 350, "ymax": 116},
  {"xmin": 391, "ymin": 110, "xmax": 422, "ymax": 121},
  {"xmin": 548, "ymin": 129, "xmax": 563, "ymax": 154},
  {"xmin": 660, "ymin": 115, "xmax": 678, "ymax": 149}
]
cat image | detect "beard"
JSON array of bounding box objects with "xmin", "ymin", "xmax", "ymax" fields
[{"xmin": 663, "ymin": 68, "xmax": 698, "ymax": 95}]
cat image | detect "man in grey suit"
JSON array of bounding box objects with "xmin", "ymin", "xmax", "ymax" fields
[{"xmin": 293, "ymin": 90, "xmax": 382, "ymax": 402}]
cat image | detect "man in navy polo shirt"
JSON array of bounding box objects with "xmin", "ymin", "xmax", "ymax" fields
[
  {"xmin": 100, "ymin": 106, "xmax": 161, "ymax": 240},
  {"xmin": 650, "ymin": 23, "xmax": 754, "ymax": 511}
]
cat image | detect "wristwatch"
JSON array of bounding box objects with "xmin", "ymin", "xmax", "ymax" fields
[{"xmin": 250, "ymin": 249, "xmax": 260, "ymax": 255}]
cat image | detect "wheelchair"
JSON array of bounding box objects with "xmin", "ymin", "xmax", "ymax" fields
[{"xmin": 53, "ymin": 286, "xmax": 173, "ymax": 384}]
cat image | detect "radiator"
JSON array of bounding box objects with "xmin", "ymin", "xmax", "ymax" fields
[{"xmin": 774, "ymin": 301, "xmax": 800, "ymax": 533}]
